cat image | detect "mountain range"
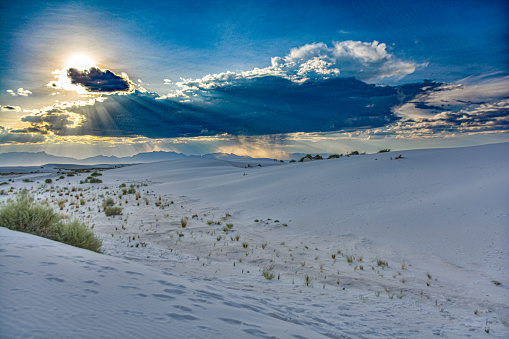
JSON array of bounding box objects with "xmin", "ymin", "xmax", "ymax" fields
[{"xmin": 0, "ymin": 150, "xmax": 287, "ymax": 167}]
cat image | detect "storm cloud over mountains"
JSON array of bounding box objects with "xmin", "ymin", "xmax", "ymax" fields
[{"xmin": 17, "ymin": 76, "xmax": 441, "ymax": 138}]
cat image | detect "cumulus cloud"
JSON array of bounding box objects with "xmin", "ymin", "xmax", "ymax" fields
[
  {"xmin": 48, "ymin": 67, "xmax": 134, "ymax": 94},
  {"xmin": 164, "ymin": 40, "xmax": 420, "ymax": 96},
  {"xmin": 6, "ymin": 88, "xmax": 32, "ymax": 96},
  {"xmin": 272, "ymin": 40, "xmax": 417, "ymax": 81}
]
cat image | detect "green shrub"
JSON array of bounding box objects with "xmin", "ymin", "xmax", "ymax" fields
[
  {"xmin": 378, "ymin": 149, "xmax": 391, "ymax": 153},
  {"xmin": 52, "ymin": 219, "xmax": 102, "ymax": 252},
  {"xmin": 23, "ymin": 178, "xmax": 33, "ymax": 183},
  {"xmin": 0, "ymin": 191, "xmax": 101, "ymax": 252},
  {"xmin": 262, "ymin": 268, "xmax": 275, "ymax": 280},
  {"xmin": 127, "ymin": 187, "xmax": 136, "ymax": 194},
  {"xmin": 45, "ymin": 178, "xmax": 52, "ymax": 184},
  {"xmin": 119, "ymin": 183, "xmax": 126, "ymax": 188},
  {"xmin": 104, "ymin": 206, "xmax": 123, "ymax": 216},
  {"xmin": 0, "ymin": 191, "xmax": 59, "ymax": 236},
  {"xmin": 90, "ymin": 172, "xmax": 102, "ymax": 177},
  {"xmin": 88, "ymin": 178, "xmax": 102, "ymax": 183}
]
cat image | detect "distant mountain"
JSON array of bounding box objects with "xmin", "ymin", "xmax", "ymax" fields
[
  {"xmin": 0, "ymin": 152, "xmax": 79, "ymax": 167},
  {"xmin": 0, "ymin": 151, "xmax": 268, "ymax": 167}
]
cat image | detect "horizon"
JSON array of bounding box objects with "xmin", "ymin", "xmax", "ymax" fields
[{"xmin": 1, "ymin": 0, "xmax": 508, "ymax": 159}]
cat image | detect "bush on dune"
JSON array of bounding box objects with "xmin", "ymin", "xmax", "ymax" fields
[
  {"xmin": 0, "ymin": 191, "xmax": 102, "ymax": 253},
  {"xmin": 52, "ymin": 219, "xmax": 102, "ymax": 252},
  {"xmin": 104, "ymin": 206, "xmax": 123, "ymax": 216}
]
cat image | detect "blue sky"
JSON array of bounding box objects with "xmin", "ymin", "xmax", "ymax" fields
[{"xmin": 1, "ymin": 0, "xmax": 508, "ymax": 158}]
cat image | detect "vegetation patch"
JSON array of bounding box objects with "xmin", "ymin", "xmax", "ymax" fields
[{"xmin": 0, "ymin": 191, "xmax": 102, "ymax": 253}]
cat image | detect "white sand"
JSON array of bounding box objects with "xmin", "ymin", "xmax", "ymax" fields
[{"xmin": 1, "ymin": 143, "xmax": 508, "ymax": 338}]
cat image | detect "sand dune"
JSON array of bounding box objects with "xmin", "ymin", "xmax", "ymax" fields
[{"xmin": 1, "ymin": 143, "xmax": 508, "ymax": 338}]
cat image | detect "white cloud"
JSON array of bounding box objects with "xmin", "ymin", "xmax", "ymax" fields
[
  {"xmin": 6, "ymin": 88, "xmax": 32, "ymax": 96},
  {"xmin": 395, "ymin": 75, "xmax": 509, "ymax": 120},
  {"xmin": 165, "ymin": 40, "xmax": 420, "ymax": 96}
]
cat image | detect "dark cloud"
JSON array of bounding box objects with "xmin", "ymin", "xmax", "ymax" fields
[
  {"xmin": 1, "ymin": 105, "xmax": 21, "ymax": 111},
  {"xmin": 0, "ymin": 127, "xmax": 46, "ymax": 144},
  {"xmin": 67, "ymin": 67, "xmax": 132, "ymax": 93},
  {"xmin": 21, "ymin": 108, "xmax": 85, "ymax": 132},
  {"xmin": 18, "ymin": 77, "xmax": 441, "ymax": 138}
]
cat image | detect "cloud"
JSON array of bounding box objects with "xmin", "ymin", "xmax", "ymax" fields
[
  {"xmin": 387, "ymin": 74, "xmax": 509, "ymax": 136},
  {"xmin": 66, "ymin": 67, "xmax": 133, "ymax": 93},
  {"xmin": 1, "ymin": 105, "xmax": 21, "ymax": 111},
  {"xmin": 272, "ymin": 40, "xmax": 418, "ymax": 82},
  {"xmin": 164, "ymin": 40, "xmax": 420, "ymax": 95},
  {"xmin": 0, "ymin": 127, "xmax": 46, "ymax": 144},
  {"xmin": 18, "ymin": 77, "xmax": 440, "ymax": 138},
  {"xmin": 47, "ymin": 67, "xmax": 134, "ymax": 94},
  {"xmin": 19, "ymin": 108, "xmax": 86, "ymax": 134},
  {"xmin": 6, "ymin": 88, "xmax": 32, "ymax": 96}
]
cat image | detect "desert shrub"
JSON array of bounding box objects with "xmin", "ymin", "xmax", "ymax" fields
[
  {"xmin": 104, "ymin": 206, "xmax": 123, "ymax": 216},
  {"xmin": 59, "ymin": 175, "xmax": 65, "ymax": 179},
  {"xmin": 347, "ymin": 151, "xmax": 359, "ymax": 156},
  {"xmin": 52, "ymin": 219, "xmax": 102, "ymax": 253},
  {"xmin": 45, "ymin": 178, "xmax": 52, "ymax": 184},
  {"xmin": 127, "ymin": 187, "xmax": 136, "ymax": 194},
  {"xmin": 327, "ymin": 154, "xmax": 340, "ymax": 159},
  {"xmin": 378, "ymin": 149, "xmax": 391, "ymax": 153},
  {"xmin": 312, "ymin": 154, "xmax": 323, "ymax": 160},
  {"xmin": 23, "ymin": 178, "xmax": 33, "ymax": 183},
  {"xmin": 103, "ymin": 197, "xmax": 115, "ymax": 208},
  {"xmin": 0, "ymin": 191, "xmax": 101, "ymax": 252},
  {"xmin": 289, "ymin": 159, "xmax": 296, "ymax": 163},
  {"xmin": 262, "ymin": 267, "xmax": 275, "ymax": 280},
  {"xmin": 88, "ymin": 178, "xmax": 102, "ymax": 183},
  {"xmin": 119, "ymin": 183, "xmax": 126, "ymax": 188},
  {"xmin": 0, "ymin": 191, "xmax": 59, "ymax": 236},
  {"xmin": 298, "ymin": 154, "xmax": 313, "ymax": 162},
  {"xmin": 181, "ymin": 217, "xmax": 188, "ymax": 228},
  {"xmin": 90, "ymin": 172, "xmax": 102, "ymax": 177}
]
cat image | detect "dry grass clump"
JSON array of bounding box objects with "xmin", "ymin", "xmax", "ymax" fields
[
  {"xmin": 0, "ymin": 191, "xmax": 102, "ymax": 252},
  {"xmin": 262, "ymin": 265, "xmax": 275, "ymax": 280},
  {"xmin": 104, "ymin": 206, "xmax": 123, "ymax": 216}
]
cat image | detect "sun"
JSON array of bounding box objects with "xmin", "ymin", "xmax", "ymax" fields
[
  {"xmin": 65, "ymin": 53, "xmax": 96, "ymax": 71},
  {"xmin": 48, "ymin": 53, "xmax": 99, "ymax": 93}
]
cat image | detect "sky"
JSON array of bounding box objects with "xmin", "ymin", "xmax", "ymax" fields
[{"xmin": 0, "ymin": 0, "xmax": 508, "ymax": 159}]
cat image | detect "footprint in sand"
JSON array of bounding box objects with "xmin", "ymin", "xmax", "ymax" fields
[
  {"xmin": 166, "ymin": 313, "xmax": 199, "ymax": 321},
  {"xmin": 152, "ymin": 294, "xmax": 176, "ymax": 301}
]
